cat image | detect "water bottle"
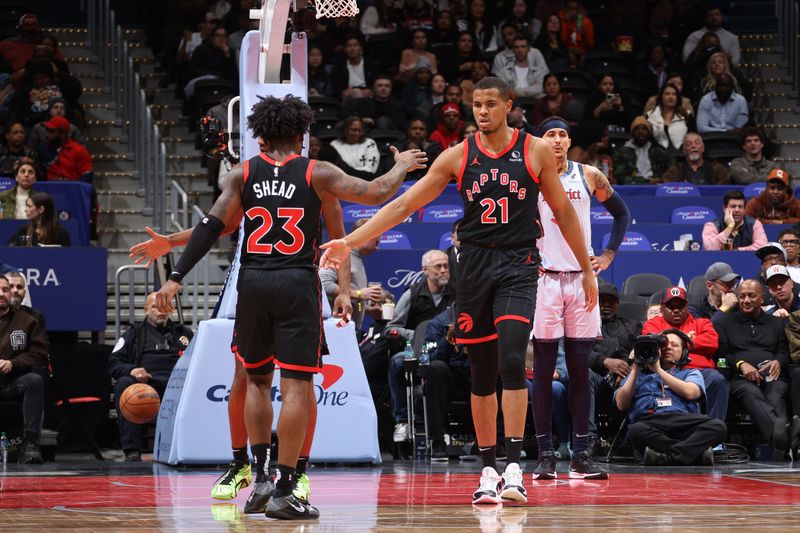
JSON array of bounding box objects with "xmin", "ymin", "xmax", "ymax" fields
[
  {"xmin": 403, "ymin": 340, "xmax": 414, "ymax": 360},
  {"xmin": 419, "ymin": 347, "xmax": 430, "ymax": 366},
  {"xmin": 1, "ymin": 432, "xmax": 8, "ymax": 468}
]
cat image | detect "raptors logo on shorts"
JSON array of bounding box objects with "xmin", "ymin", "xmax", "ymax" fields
[{"xmin": 458, "ymin": 312, "xmax": 474, "ymax": 333}]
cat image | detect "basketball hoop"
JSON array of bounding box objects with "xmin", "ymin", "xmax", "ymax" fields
[{"xmin": 311, "ymin": 0, "xmax": 359, "ymax": 18}]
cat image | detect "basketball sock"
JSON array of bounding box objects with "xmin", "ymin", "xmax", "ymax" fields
[
  {"xmin": 505, "ymin": 437, "xmax": 523, "ymax": 465},
  {"xmin": 479, "ymin": 444, "xmax": 496, "ymax": 470},
  {"xmin": 276, "ymin": 464, "xmax": 296, "ymax": 495},
  {"xmin": 232, "ymin": 447, "xmax": 248, "ymax": 465},
  {"xmin": 251, "ymin": 443, "xmax": 270, "ymax": 483},
  {"xmin": 296, "ymin": 456, "xmax": 309, "ymax": 476},
  {"xmin": 532, "ymin": 339, "xmax": 559, "ymax": 454},
  {"xmin": 565, "ymin": 338, "xmax": 595, "ymax": 454}
]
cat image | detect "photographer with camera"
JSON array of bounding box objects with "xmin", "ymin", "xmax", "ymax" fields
[
  {"xmin": 642, "ymin": 287, "xmax": 728, "ymax": 421},
  {"xmin": 615, "ymin": 331, "xmax": 727, "ymax": 466},
  {"xmin": 714, "ymin": 279, "xmax": 796, "ymax": 460}
]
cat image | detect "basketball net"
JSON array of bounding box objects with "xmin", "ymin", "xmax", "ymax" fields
[{"xmin": 311, "ymin": 0, "xmax": 359, "ymax": 18}]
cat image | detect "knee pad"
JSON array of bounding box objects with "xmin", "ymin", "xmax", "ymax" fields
[
  {"xmin": 497, "ymin": 320, "xmax": 530, "ymax": 390},
  {"xmin": 468, "ymin": 341, "xmax": 499, "ymax": 396}
]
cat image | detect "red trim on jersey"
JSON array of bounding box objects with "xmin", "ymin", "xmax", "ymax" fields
[
  {"xmin": 457, "ymin": 140, "xmax": 469, "ymax": 190},
  {"xmin": 475, "ymin": 128, "xmax": 519, "ymax": 159},
  {"xmin": 494, "ymin": 314, "xmax": 530, "ymax": 325},
  {"xmin": 243, "ymin": 159, "xmax": 250, "ymax": 183},
  {"xmin": 523, "ymin": 134, "xmax": 541, "ymax": 184},
  {"xmin": 259, "ymin": 152, "xmax": 301, "ymax": 166},
  {"xmin": 234, "ymin": 351, "xmax": 275, "ymax": 369},
  {"xmin": 55, "ymin": 396, "xmax": 101, "ymax": 406},
  {"xmin": 276, "ymin": 360, "xmax": 324, "ymax": 373},
  {"xmin": 455, "ymin": 333, "xmax": 499, "ymax": 344},
  {"xmin": 306, "ymin": 159, "xmax": 316, "ymax": 187}
]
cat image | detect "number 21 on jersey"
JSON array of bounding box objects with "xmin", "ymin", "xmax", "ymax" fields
[
  {"xmin": 480, "ymin": 197, "xmax": 509, "ymax": 224},
  {"xmin": 246, "ymin": 206, "xmax": 305, "ymax": 255}
]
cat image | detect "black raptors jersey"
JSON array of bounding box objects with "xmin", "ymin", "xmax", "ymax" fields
[
  {"xmin": 239, "ymin": 152, "xmax": 321, "ymax": 270},
  {"xmin": 457, "ymin": 128, "xmax": 541, "ymax": 248}
]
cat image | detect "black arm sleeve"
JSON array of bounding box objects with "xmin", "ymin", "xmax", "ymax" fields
[
  {"xmin": 601, "ymin": 191, "xmax": 631, "ymax": 252},
  {"xmin": 169, "ymin": 215, "xmax": 225, "ymax": 283}
]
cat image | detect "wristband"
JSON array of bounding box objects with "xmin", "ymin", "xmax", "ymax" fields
[
  {"xmin": 719, "ymin": 306, "xmax": 729, "ymax": 313},
  {"xmin": 168, "ymin": 271, "xmax": 183, "ymax": 284},
  {"xmin": 357, "ymin": 289, "xmax": 362, "ymax": 299},
  {"xmin": 736, "ymin": 360, "xmax": 745, "ymax": 371}
]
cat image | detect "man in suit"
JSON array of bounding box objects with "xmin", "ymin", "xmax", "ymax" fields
[{"xmin": 331, "ymin": 33, "xmax": 380, "ymax": 100}]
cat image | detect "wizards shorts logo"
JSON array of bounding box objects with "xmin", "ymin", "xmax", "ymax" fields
[
  {"xmin": 10, "ymin": 330, "xmax": 26, "ymax": 350},
  {"xmin": 457, "ymin": 313, "xmax": 474, "ymax": 333}
]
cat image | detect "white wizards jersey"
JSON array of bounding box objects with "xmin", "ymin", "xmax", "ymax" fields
[{"xmin": 537, "ymin": 160, "xmax": 594, "ymax": 271}]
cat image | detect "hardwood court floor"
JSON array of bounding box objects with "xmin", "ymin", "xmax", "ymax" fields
[{"xmin": 2, "ymin": 460, "xmax": 800, "ymax": 531}]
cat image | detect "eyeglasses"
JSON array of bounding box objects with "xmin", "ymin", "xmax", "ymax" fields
[{"xmin": 779, "ymin": 239, "xmax": 800, "ymax": 247}]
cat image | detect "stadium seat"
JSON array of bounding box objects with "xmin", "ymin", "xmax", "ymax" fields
[
  {"xmin": 707, "ymin": 147, "xmax": 744, "ymax": 167},
  {"xmin": 687, "ymin": 275, "xmax": 707, "ymax": 304},
  {"xmin": 308, "ymin": 96, "xmax": 341, "ymax": 121},
  {"xmin": 616, "ymin": 300, "xmax": 647, "ymax": 322},
  {"xmin": 311, "ymin": 118, "xmax": 339, "ymax": 140},
  {"xmin": 621, "ymin": 273, "xmax": 672, "ymax": 304},
  {"xmin": 371, "ymin": 130, "xmax": 406, "ymax": 155},
  {"xmin": 601, "ymin": 231, "xmax": 652, "ymax": 251},
  {"xmin": 744, "ymin": 182, "xmax": 766, "ymax": 198},
  {"xmin": 700, "ymin": 131, "xmax": 741, "ymax": 154},
  {"xmin": 551, "ymin": 68, "xmax": 591, "ymax": 90},
  {"xmin": 193, "ymin": 79, "xmax": 238, "ymax": 116},
  {"xmin": 670, "ymin": 205, "xmax": 717, "ymax": 224},
  {"xmin": 648, "ymin": 290, "xmax": 664, "ymax": 307}
]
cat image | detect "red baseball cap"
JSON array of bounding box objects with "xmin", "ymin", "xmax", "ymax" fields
[
  {"xmin": 440, "ymin": 102, "xmax": 461, "ymax": 117},
  {"xmin": 661, "ymin": 286, "xmax": 687, "ymax": 304},
  {"xmin": 43, "ymin": 115, "xmax": 69, "ymax": 133}
]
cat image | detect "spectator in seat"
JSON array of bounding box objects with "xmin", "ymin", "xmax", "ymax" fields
[
  {"xmin": 642, "ymin": 287, "xmax": 728, "ymax": 421},
  {"xmin": 662, "ymin": 132, "xmax": 730, "ymax": 184},
  {"xmin": 9, "ymin": 191, "xmax": 70, "ymax": 247},
  {"xmin": 438, "ymin": 31, "xmax": 482, "ymax": 85},
  {"xmin": 319, "ymin": 116, "xmax": 380, "ymax": 181},
  {"xmin": 415, "ymin": 72, "xmax": 446, "ymax": 120},
  {"xmin": 401, "ymin": 66, "xmax": 433, "ymax": 112},
  {"xmin": 320, "ymin": 218, "xmax": 384, "ymax": 332},
  {"xmin": 495, "ymin": 35, "xmax": 549, "ymax": 99},
  {"xmin": 0, "ymin": 275, "xmax": 48, "ymax": 464},
  {"xmin": 533, "ymin": 14, "xmax": 569, "ymax": 69},
  {"xmin": 429, "ymin": 10, "xmax": 458, "ymax": 59},
  {"xmin": 638, "ymin": 43, "xmax": 671, "ymax": 99},
  {"xmin": 459, "ymin": 0, "xmax": 499, "ymax": 54},
  {"xmin": 588, "ymin": 281, "xmax": 641, "ymax": 445},
  {"xmin": 583, "ymin": 74, "xmax": 631, "ymax": 132},
  {"xmin": 444, "ymin": 218, "xmax": 461, "ymax": 284},
  {"xmin": 531, "ymin": 74, "xmax": 576, "ymax": 126},
  {"xmin": 507, "ymin": 103, "xmax": 536, "ymax": 136},
  {"xmin": 779, "ymin": 229, "xmax": 800, "ymax": 280},
  {"xmin": 493, "ymin": 23, "xmax": 526, "ymax": 72},
  {"xmin": 307, "ymin": 46, "xmax": 334, "ymax": 98},
  {"xmin": 458, "ymin": 60, "xmax": 490, "ymax": 107},
  {"xmin": 612, "ymin": 116, "xmax": 674, "ymax": 184},
  {"xmin": 109, "ymin": 292, "xmax": 193, "ymax": 462},
  {"xmin": 0, "ymin": 14, "xmax": 67, "ymax": 73},
  {"xmin": 428, "ymin": 83, "xmax": 469, "ymax": 131},
  {"xmin": 342, "ymin": 75, "xmax": 411, "ymax": 132},
  {"xmin": 646, "ymin": 83, "xmax": 692, "ymax": 153},
  {"xmin": 397, "ymin": 29, "xmax": 438, "ymax": 82},
  {"xmin": 42, "ymin": 116, "xmax": 93, "ymax": 183},
  {"xmin": 183, "ymin": 24, "xmax": 238, "ymax": 100},
  {"xmin": 692, "ymin": 51, "xmax": 752, "ymax": 104},
  {"xmin": 386, "ymin": 250, "xmax": 455, "ymax": 443},
  {"xmin": 702, "ymin": 189, "xmax": 767, "ymax": 251},
  {"xmin": 5, "ymin": 271, "xmax": 45, "ymax": 332},
  {"xmin": 0, "ymin": 121, "xmax": 40, "ymax": 178},
  {"xmin": 714, "ymin": 279, "xmax": 795, "ymax": 460},
  {"xmin": 0, "ymin": 158, "xmax": 37, "ymax": 220},
  {"xmin": 763, "ymin": 265, "xmax": 800, "ymax": 317},
  {"xmin": 29, "ymin": 97, "xmax": 84, "ymax": 160},
  {"xmin": 429, "ymin": 103, "xmax": 464, "ymax": 149},
  {"xmin": 331, "ymin": 33, "xmax": 380, "ymax": 100},
  {"xmin": 402, "ymin": 117, "xmax": 442, "ymax": 180},
  {"xmin": 730, "ymin": 126, "xmax": 779, "ymax": 185},
  {"xmin": 500, "ymin": 0, "xmax": 541, "ymax": 43},
  {"xmin": 689, "ymin": 262, "xmax": 741, "ymax": 321},
  {"xmin": 682, "ymin": 5, "xmax": 740, "ymax": 66},
  {"xmin": 615, "ymin": 330, "xmax": 726, "ymax": 466},
  {"xmin": 9, "ymin": 60, "xmax": 65, "ymax": 128},
  {"xmin": 745, "ymin": 168, "xmax": 800, "ymax": 225},
  {"xmin": 359, "ymin": 0, "xmax": 400, "ymax": 37},
  {"xmin": 559, "ymin": 1, "xmax": 595, "ymax": 67},
  {"xmin": 644, "ymin": 72, "xmax": 694, "ymax": 118},
  {"xmin": 753, "ymin": 242, "xmax": 800, "ymax": 305},
  {"xmin": 696, "ymin": 73, "xmax": 749, "ymax": 133}
]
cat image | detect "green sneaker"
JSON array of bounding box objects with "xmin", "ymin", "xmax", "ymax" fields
[
  {"xmin": 293, "ymin": 473, "xmax": 311, "ymax": 503},
  {"xmin": 211, "ymin": 461, "xmax": 252, "ymax": 500}
]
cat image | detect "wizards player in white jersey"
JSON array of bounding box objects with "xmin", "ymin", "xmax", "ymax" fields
[{"xmin": 531, "ymin": 116, "xmax": 630, "ymax": 480}]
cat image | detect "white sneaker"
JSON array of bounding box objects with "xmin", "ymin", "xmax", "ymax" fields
[
  {"xmin": 472, "ymin": 466, "xmax": 503, "ymax": 505},
  {"xmin": 393, "ymin": 423, "xmax": 409, "ymax": 443},
  {"xmin": 500, "ymin": 462, "xmax": 528, "ymax": 503}
]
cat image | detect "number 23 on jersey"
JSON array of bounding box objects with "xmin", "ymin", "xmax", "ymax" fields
[{"xmin": 245, "ymin": 206, "xmax": 305, "ymax": 255}]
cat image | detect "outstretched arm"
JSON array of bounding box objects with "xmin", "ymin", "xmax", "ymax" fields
[
  {"xmin": 321, "ymin": 194, "xmax": 352, "ymax": 325},
  {"xmin": 319, "ymin": 145, "xmax": 460, "ymax": 269},
  {"xmin": 313, "ymin": 146, "xmax": 427, "ymax": 206},
  {"xmin": 536, "ymin": 140, "xmax": 597, "ymax": 311},
  {"xmin": 154, "ymin": 165, "xmax": 245, "ymax": 311},
  {"xmin": 587, "ymin": 164, "xmax": 630, "ymax": 273}
]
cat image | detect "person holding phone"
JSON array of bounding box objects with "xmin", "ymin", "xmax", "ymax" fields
[{"xmin": 583, "ymin": 74, "xmax": 631, "ymax": 131}]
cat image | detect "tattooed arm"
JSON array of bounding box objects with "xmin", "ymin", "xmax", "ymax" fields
[{"xmin": 586, "ymin": 163, "xmax": 630, "ymax": 273}]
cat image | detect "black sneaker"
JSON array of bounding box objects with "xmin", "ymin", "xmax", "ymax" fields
[
  {"xmin": 124, "ymin": 450, "xmax": 141, "ymax": 463},
  {"xmin": 431, "ymin": 440, "xmax": 449, "ymax": 462},
  {"xmin": 265, "ymin": 492, "xmax": 320, "ymax": 520},
  {"xmin": 771, "ymin": 417, "xmax": 788, "ymax": 461},
  {"xmin": 643, "ymin": 447, "xmax": 671, "ymax": 466},
  {"xmin": 700, "ymin": 447, "xmax": 714, "ymax": 466},
  {"xmin": 788, "ymin": 416, "xmax": 800, "ymax": 453},
  {"xmin": 243, "ymin": 479, "xmax": 276, "ymax": 514},
  {"xmin": 569, "ymin": 450, "xmax": 609, "ymax": 479},
  {"xmin": 18, "ymin": 441, "xmax": 43, "ymax": 464},
  {"xmin": 532, "ymin": 451, "xmax": 557, "ymax": 480}
]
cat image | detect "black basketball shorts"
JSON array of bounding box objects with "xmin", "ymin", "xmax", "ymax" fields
[
  {"xmin": 231, "ymin": 268, "xmax": 323, "ymax": 376},
  {"xmin": 454, "ymin": 245, "xmax": 539, "ymax": 344}
]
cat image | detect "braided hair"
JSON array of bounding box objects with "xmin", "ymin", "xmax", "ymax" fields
[{"xmin": 247, "ymin": 95, "xmax": 314, "ymax": 145}]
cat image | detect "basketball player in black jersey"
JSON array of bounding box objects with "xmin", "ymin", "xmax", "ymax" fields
[
  {"xmin": 321, "ymin": 77, "xmax": 597, "ymax": 505},
  {"xmin": 154, "ymin": 95, "xmax": 426, "ymax": 520}
]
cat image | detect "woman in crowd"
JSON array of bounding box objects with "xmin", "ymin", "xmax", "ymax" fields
[
  {"xmin": 9, "ymin": 191, "xmax": 70, "ymax": 246},
  {"xmin": 319, "ymin": 116, "xmax": 381, "ymax": 181},
  {"xmin": 646, "ymin": 83, "xmax": 692, "ymax": 153},
  {"xmin": 458, "ymin": 0, "xmax": 498, "ymax": 54},
  {"xmin": 398, "ymin": 29, "xmax": 438, "ymax": 82},
  {"xmin": 499, "ymin": 0, "xmax": 542, "ymax": 42},
  {"xmin": 429, "ymin": 10, "xmax": 459, "ymax": 59},
  {"xmin": 439, "ymin": 30, "xmax": 483, "ymax": 82},
  {"xmin": 0, "ymin": 121, "xmax": 40, "ymax": 177},
  {"xmin": 534, "ymin": 13, "xmax": 569, "ymax": 68},
  {"xmin": 459, "ymin": 61, "xmax": 490, "ymax": 107},
  {"xmin": 307, "ymin": 45, "xmax": 333, "ymax": 97},
  {"xmin": 583, "ymin": 73, "xmax": 631, "ymax": 131},
  {"xmin": 638, "ymin": 43, "xmax": 671, "ymax": 99},
  {"xmin": 644, "ymin": 72, "xmax": 694, "ymax": 117},
  {"xmin": 532, "ymin": 73, "xmax": 576, "ymax": 125},
  {"xmin": 692, "ymin": 51, "xmax": 751, "ymax": 102},
  {"xmin": 416, "ymin": 72, "xmax": 446, "ymax": 117},
  {"xmin": 402, "ymin": 66, "xmax": 433, "ymax": 111},
  {"xmin": 0, "ymin": 158, "xmax": 37, "ymax": 219}
]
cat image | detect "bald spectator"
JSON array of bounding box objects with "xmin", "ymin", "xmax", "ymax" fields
[
  {"xmin": 662, "ymin": 132, "xmax": 730, "ymax": 184},
  {"xmin": 696, "ymin": 73, "xmax": 749, "ymax": 133},
  {"xmin": 730, "ymin": 127, "xmax": 779, "ymax": 185},
  {"xmin": 703, "ymin": 190, "xmax": 767, "ymax": 251},
  {"xmin": 745, "ymin": 169, "xmax": 800, "ymax": 225}
]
